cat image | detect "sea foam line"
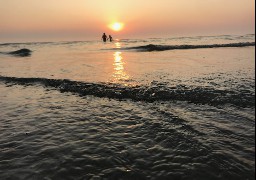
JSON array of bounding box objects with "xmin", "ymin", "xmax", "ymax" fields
[{"xmin": 0, "ymin": 76, "xmax": 254, "ymax": 107}]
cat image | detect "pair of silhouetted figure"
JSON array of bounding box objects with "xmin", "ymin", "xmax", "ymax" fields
[{"xmin": 102, "ymin": 33, "xmax": 113, "ymax": 42}]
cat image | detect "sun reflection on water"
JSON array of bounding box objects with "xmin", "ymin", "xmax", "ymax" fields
[
  {"xmin": 113, "ymin": 51, "xmax": 130, "ymax": 83},
  {"xmin": 115, "ymin": 42, "xmax": 121, "ymax": 48},
  {"xmin": 111, "ymin": 41, "xmax": 132, "ymax": 85}
]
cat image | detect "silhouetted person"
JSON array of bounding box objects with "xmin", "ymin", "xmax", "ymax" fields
[
  {"xmin": 108, "ymin": 35, "xmax": 113, "ymax": 42},
  {"xmin": 102, "ymin": 33, "xmax": 107, "ymax": 42}
]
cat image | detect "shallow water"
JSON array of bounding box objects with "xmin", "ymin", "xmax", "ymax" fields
[
  {"xmin": 0, "ymin": 84, "xmax": 254, "ymax": 179},
  {"xmin": 0, "ymin": 34, "xmax": 255, "ymax": 179}
]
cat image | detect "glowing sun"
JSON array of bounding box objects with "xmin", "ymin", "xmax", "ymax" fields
[{"xmin": 109, "ymin": 22, "xmax": 124, "ymax": 31}]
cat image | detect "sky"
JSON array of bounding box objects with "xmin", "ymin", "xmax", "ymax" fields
[{"xmin": 0, "ymin": 0, "xmax": 255, "ymax": 42}]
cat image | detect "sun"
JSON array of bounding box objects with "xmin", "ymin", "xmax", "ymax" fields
[{"xmin": 109, "ymin": 22, "xmax": 124, "ymax": 32}]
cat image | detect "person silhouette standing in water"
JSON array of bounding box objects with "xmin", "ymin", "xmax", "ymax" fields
[
  {"xmin": 108, "ymin": 35, "xmax": 113, "ymax": 42},
  {"xmin": 102, "ymin": 33, "xmax": 107, "ymax": 42}
]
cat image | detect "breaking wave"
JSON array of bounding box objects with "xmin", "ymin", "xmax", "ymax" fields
[
  {"xmin": 8, "ymin": 48, "xmax": 32, "ymax": 57},
  {"xmin": 118, "ymin": 42, "xmax": 255, "ymax": 51},
  {"xmin": 0, "ymin": 48, "xmax": 32, "ymax": 57},
  {"xmin": 0, "ymin": 76, "xmax": 254, "ymax": 107}
]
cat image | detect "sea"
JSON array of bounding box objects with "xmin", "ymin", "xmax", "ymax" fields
[{"xmin": 0, "ymin": 34, "xmax": 255, "ymax": 180}]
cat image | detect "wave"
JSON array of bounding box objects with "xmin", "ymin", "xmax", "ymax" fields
[
  {"xmin": 8, "ymin": 48, "xmax": 32, "ymax": 57},
  {"xmin": 120, "ymin": 42, "xmax": 255, "ymax": 52},
  {"xmin": 0, "ymin": 42, "xmax": 53, "ymax": 47},
  {"xmin": 0, "ymin": 48, "xmax": 32, "ymax": 57},
  {"xmin": 0, "ymin": 41, "xmax": 89, "ymax": 47},
  {"xmin": 0, "ymin": 76, "xmax": 254, "ymax": 107}
]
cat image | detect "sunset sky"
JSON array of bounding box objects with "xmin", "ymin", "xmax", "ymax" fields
[{"xmin": 0, "ymin": 0, "xmax": 255, "ymax": 42}]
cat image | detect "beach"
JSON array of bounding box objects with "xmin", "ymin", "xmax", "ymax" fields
[{"xmin": 0, "ymin": 34, "xmax": 255, "ymax": 179}]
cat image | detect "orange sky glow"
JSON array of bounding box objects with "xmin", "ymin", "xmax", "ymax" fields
[{"xmin": 0, "ymin": 0, "xmax": 255, "ymax": 42}]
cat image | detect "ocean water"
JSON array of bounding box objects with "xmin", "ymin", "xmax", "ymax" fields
[{"xmin": 0, "ymin": 34, "xmax": 255, "ymax": 179}]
